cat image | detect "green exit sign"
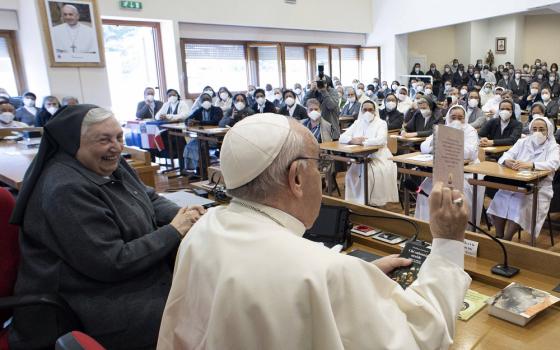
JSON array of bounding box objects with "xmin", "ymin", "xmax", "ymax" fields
[{"xmin": 120, "ymin": 1, "xmax": 142, "ymax": 10}]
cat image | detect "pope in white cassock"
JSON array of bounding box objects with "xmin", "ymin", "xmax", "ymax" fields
[
  {"xmin": 157, "ymin": 113, "xmax": 471, "ymax": 350},
  {"xmin": 51, "ymin": 4, "xmax": 98, "ymax": 60}
]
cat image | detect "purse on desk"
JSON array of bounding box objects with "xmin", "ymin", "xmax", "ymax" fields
[{"xmin": 303, "ymin": 204, "xmax": 352, "ymax": 249}]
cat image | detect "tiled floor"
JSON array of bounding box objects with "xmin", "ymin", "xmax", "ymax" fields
[{"xmin": 155, "ymin": 171, "xmax": 560, "ymax": 252}]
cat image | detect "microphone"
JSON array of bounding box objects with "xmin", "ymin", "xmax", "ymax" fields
[
  {"xmin": 467, "ymin": 221, "xmax": 520, "ymax": 277},
  {"xmin": 403, "ymin": 178, "xmax": 429, "ymax": 197}
]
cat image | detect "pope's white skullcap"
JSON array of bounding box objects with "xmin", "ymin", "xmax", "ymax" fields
[{"xmin": 220, "ymin": 113, "xmax": 290, "ymax": 189}]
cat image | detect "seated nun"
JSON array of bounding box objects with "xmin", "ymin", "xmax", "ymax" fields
[
  {"xmin": 219, "ymin": 93, "xmax": 255, "ymax": 127},
  {"xmin": 401, "ymin": 97, "xmax": 441, "ymax": 138},
  {"xmin": 487, "ymin": 116, "xmax": 560, "ymax": 240},
  {"xmin": 339, "ymin": 100, "xmax": 398, "ymax": 206},
  {"xmin": 479, "ymin": 99, "xmax": 522, "ymax": 147},
  {"xmin": 155, "ymin": 88, "xmax": 190, "ymax": 122},
  {"xmin": 414, "ymin": 105, "xmax": 484, "ymax": 227},
  {"xmin": 396, "ymin": 86, "xmax": 413, "ymax": 115},
  {"xmin": 157, "ymin": 113, "xmax": 471, "ymax": 350},
  {"xmin": 15, "ymin": 92, "xmax": 38, "ymax": 125},
  {"xmin": 466, "ymin": 90, "xmax": 486, "ymax": 129},
  {"xmin": 379, "ymin": 93, "xmax": 404, "ymax": 130},
  {"xmin": 339, "ymin": 87, "xmax": 361, "ymax": 120},
  {"xmin": 0, "ymin": 103, "xmax": 28, "ymax": 128},
  {"xmin": 9, "ymin": 105, "xmax": 205, "ymax": 349},
  {"xmin": 279, "ymin": 89, "xmax": 308, "ymax": 120},
  {"xmin": 301, "ymin": 98, "xmax": 336, "ymax": 143}
]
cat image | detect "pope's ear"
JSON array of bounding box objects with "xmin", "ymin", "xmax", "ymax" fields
[{"xmin": 287, "ymin": 161, "xmax": 304, "ymax": 198}]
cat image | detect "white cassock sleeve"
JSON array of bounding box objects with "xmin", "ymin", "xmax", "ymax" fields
[
  {"xmin": 362, "ymin": 119, "xmax": 387, "ymax": 146},
  {"xmin": 339, "ymin": 122, "xmax": 357, "ymax": 144},
  {"xmin": 330, "ymin": 253, "xmax": 471, "ymax": 350}
]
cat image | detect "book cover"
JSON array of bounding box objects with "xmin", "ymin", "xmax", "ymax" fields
[
  {"xmin": 433, "ymin": 125, "xmax": 465, "ymax": 191},
  {"xmin": 458, "ymin": 289, "xmax": 490, "ymax": 321},
  {"xmin": 390, "ymin": 241, "xmax": 431, "ymax": 289},
  {"xmin": 351, "ymin": 224, "xmax": 381, "ymax": 237},
  {"xmin": 486, "ymin": 282, "xmax": 560, "ymax": 326}
]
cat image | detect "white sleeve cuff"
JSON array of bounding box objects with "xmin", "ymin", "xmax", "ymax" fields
[{"xmin": 431, "ymin": 238, "xmax": 464, "ymax": 269}]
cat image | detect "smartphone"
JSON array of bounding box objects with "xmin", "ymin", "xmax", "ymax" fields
[{"xmin": 316, "ymin": 80, "xmax": 325, "ymax": 89}]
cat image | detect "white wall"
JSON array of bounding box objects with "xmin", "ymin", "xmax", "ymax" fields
[
  {"xmin": 368, "ymin": 0, "xmax": 560, "ymax": 81},
  {"xmin": 454, "ymin": 22, "xmax": 471, "ymax": 65},
  {"xmin": 523, "ymin": 14, "xmax": 560, "ymax": 64}
]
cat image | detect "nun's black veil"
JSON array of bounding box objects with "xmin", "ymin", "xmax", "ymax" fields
[{"xmin": 10, "ymin": 104, "xmax": 100, "ymax": 224}]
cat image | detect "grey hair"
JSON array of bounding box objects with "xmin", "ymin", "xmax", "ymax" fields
[
  {"xmin": 306, "ymin": 98, "xmax": 321, "ymax": 108},
  {"xmin": 227, "ymin": 118, "xmax": 310, "ymax": 202},
  {"xmin": 81, "ymin": 108, "xmax": 115, "ymax": 136}
]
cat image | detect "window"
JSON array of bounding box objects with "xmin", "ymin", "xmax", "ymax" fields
[
  {"xmin": 255, "ymin": 45, "xmax": 280, "ymax": 87},
  {"xmin": 284, "ymin": 46, "xmax": 306, "ymax": 89},
  {"xmin": 330, "ymin": 48, "xmax": 340, "ymax": 82},
  {"xmin": 184, "ymin": 42, "xmax": 247, "ymax": 94},
  {"xmin": 340, "ymin": 48, "xmax": 359, "ymax": 86},
  {"xmin": 360, "ymin": 47, "xmax": 380, "ymax": 83},
  {"xmin": 0, "ymin": 32, "xmax": 23, "ymax": 95},
  {"xmin": 103, "ymin": 21, "xmax": 166, "ymax": 122}
]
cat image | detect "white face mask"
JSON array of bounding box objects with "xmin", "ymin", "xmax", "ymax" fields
[
  {"xmin": 474, "ymin": 74, "xmax": 480, "ymax": 79},
  {"xmin": 168, "ymin": 96, "xmax": 178, "ymax": 104},
  {"xmin": 484, "ymin": 87, "xmax": 492, "ymax": 93},
  {"xmin": 468, "ymin": 98, "xmax": 479, "ymax": 108},
  {"xmin": 532, "ymin": 113, "xmax": 544, "ymax": 119},
  {"xmin": 203, "ymin": 90, "xmax": 213, "ymax": 96},
  {"xmin": 532, "ymin": 131, "xmax": 547, "ymax": 145},
  {"xmin": 449, "ymin": 120, "xmax": 463, "ymax": 130},
  {"xmin": 382, "ymin": 85, "xmax": 388, "ymax": 90},
  {"xmin": 425, "ymin": 88, "xmax": 432, "ymax": 95},
  {"xmin": 348, "ymin": 96, "xmax": 356, "ymax": 103},
  {"xmin": 391, "ymin": 84, "xmax": 398, "ymax": 91},
  {"xmin": 47, "ymin": 106, "xmax": 58, "ymax": 115},
  {"xmin": 414, "ymin": 68, "xmax": 420, "ymax": 73},
  {"xmin": 256, "ymin": 97, "xmax": 266, "ymax": 105},
  {"xmin": 146, "ymin": 94, "xmax": 155, "ymax": 102},
  {"xmin": 499, "ymin": 110, "xmax": 512, "ymax": 121},
  {"xmin": 248, "ymin": 90, "xmax": 255, "ymax": 96},
  {"xmin": 445, "ymin": 85, "xmax": 452, "ymax": 91},
  {"xmin": 515, "ymin": 73, "xmax": 521, "ymax": 79},
  {"xmin": 356, "ymin": 89, "xmax": 364, "ymax": 97},
  {"xmin": 0, "ymin": 112, "xmax": 15, "ymax": 124},
  {"xmin": 361, "ymin": 111, "xmax": 374, "ymax": 122},
  {"xmin": 274, "ymin": 94, "xmax": 282, "ymax": 101},
  {"xmin": 398, "ymin": 93, "xmax": 407, "ymax": 101},
  {"xmin": 294, "ymin": 88, "xmax": 302, "ymax": 95},
  {"xmin": 234, "ymin": 101, "xmax": 245, "ymax": 110},
  {"xmin": 23, "ymin": 98, "xmax": 35, "ymax": 107},
  {"xmin": 460, "ymin": 89, "xmax": 467, "ymax": 95},
  {"xmin": 308, "ymin": 110, "xmax": 321, "ymax": 121},
  {"xmin": 494, "ymin": 94, "xmax": 502, "ymax": 102},
  {"xmin": 385, "ymin": 101, "xmax": 396, "ymax": 111},
  {"xmin": 542, "ymin": 93, "xmax": 551, "ymax": 102},
  {"xmin": 420, "ymin": 108, "xmax": 431, "ymax": 118},
  {"xmin": 530, "ymin": 88, "xmax": 539, "ymax": 95},
  {"xmin": 416, "ymin": 86, "xmax": 424, "ymax": 92},
  {"xmin": 285, "ymin": 97, "xmax": 295, "ymax": 106},
  {"xmin": 366, "ymin": 90, "xmax": 373, "ymax": 96},
  {"xmin": 220, "ymin": 92, "xmax": 229, "ymax": 100},
  {"xmin": 201, "ymin": 101, "xmax": 212, "ymax": 110},
  {"xmin": 412, "ymin": 82, "xmax": 418, "ymax": 88}
]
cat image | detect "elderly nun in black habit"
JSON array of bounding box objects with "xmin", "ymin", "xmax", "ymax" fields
[{"xmin": 8, "ymin": 105, "xmax": 205, "ymax": 349}]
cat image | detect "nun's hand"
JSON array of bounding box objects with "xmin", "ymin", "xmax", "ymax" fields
[
  {"xmin": 504, "ymin": 159, "xmax": 516, "ymax": 169},
  {"xmin": 350, "ymin": 136, "xmax": 367, "ymax": 145},
  {"xmin": 511, "ymin": 161, "xmax": 533, "ymax": 171}
]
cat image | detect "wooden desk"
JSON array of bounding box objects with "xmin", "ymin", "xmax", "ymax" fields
[
  {"xmin": 481, "ymin": 145, "xmax": 512, "ymax": 161},
  {"xmin": 338, "ymin": 115, "xmax": 355, "ymax": 129},
  {"xmin": 319, "ymin": 141, "xmax": 381, "ymax": 206},
  {"xmin": 323, "ymin": 195, "xmax": 560, "ymax": 350},
  {"xmin": 464, "ymin": 162, "xmax": 551, "ymax": 247},
  {"xmin": 0, "ymin": 141, "xmax": 159, "ymax": 189}
]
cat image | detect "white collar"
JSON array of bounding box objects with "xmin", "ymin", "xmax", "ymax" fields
[{"xmin": 229, "ymin": 199, "xmax": 306, "ymax": 237}]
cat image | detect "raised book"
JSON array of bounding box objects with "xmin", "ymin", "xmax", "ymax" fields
[
  {"xmin": 486, "ymin": 282, "xmax": 560, "ymax": 326},
  {"xmin": 433, "ymin": 125, "xmax": 464, "ymax": 191},
  {"xmin": 458, "ymin": 289, "xmax": 490, "ymax": 321}
]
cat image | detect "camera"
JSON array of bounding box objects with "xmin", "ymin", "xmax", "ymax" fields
[{"xmin": 316, "ymin": 80, "xmax": 325, "ymax": 89}]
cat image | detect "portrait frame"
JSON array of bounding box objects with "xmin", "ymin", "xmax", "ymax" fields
[
  {"xmin": 495, "ymin": 37, "xmax": 506, "ymax": 55},
  {"xmin": 38, "ymin": 0, "xmax": 105, "ymax": 67}
]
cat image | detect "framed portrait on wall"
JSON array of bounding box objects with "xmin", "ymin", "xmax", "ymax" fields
[
  {"xmin": 39, "ymin": 0, "xmax": 105, "ymax": 67},
  {"xmin": 496, "ymin": 37, "xmax": 506, "ymax": 54}
]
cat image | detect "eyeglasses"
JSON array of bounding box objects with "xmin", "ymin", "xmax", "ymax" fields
[{"xmin": 287, "ymin": 156, "xmax": 321, "ymax": 170}]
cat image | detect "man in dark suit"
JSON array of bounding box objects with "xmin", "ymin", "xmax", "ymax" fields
[
  {"xmin": 403, "ymin": 97, "xmax": 442, "ymax": 138},
  {"xmin": 509, "ymin": 70, "xmax": 528, "ymax": 103},
  {"xmin": 278, "ymin": 90, "xmax": 308, "ymax": 120},
  {"xmin": 136, "ymin": 87, "xmax": 163, "ymax": 120},
  {"xmin": 251, "ymin": 88, "xmax": 276, "ymax": 114},
  {"xmin": 479, "ymin": 99, "xmax": 522, "ymax": 146}
]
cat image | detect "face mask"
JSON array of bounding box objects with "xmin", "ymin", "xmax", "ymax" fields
[
  {"xmin": 285, "ymin": 97, "xmax": 295, "ymax": 106},
  {"xmin": 274, "ymin": 94, "xmax": 282, "ymax": 101},
  {"xmin": 366, "ymin": 90, "xmax": 373, "ymax": 96},
  {"xmin": 256, "ymin": 97, "xmax": 266, "ymax": 105},
  {"xmin": 414, "ymin": 68, "xmax": 420, "ymax": 73},
  {"xmin": 47, "ymin": 106, "xmax": 58, "ymax": 115},
  {"xmin": 538, "ymin": 75, "xmax": 543, "ymax": 79},
  {"xmin": 248, "ymin": 90, "xmax": 255, "ymax": 96},
  {"xmin": 356, "ymin": 89, "xmax": 364, "ymax": 97},
  {"xmin": 373, "ymin": 82, "xmax": 378, "ymax": 87},
  {"xmin": 532, "ymin": 113, "xmax": 544, "ymax": 119},
  {"xmin": 532, "ymin": 131, "xmax": 547, "ymax": 145},
  {"xmin": 484, "ymin": 87, "xmax": 491, "ymax": 93},
  {"xmin": 382, "ymin": 85, "xmax": 388, "ymax": 90},
  {"xmin": 234, "ymin": 101, "xmax": 245, "ymax": 110},
  {"xmin": 416, "ymin": 86, "xmax": 424, "ymax": 92},
  {"xmin": 468, "ymin": 69, "xmax": 474, "ymax": 74},
  {"xmin": 495, "ymin": 94, "xmax": 502, "ymax": 102},
  {"xmin": 146, "ymin": 95, "xmax": 155, "ymax": 102},
  {"xmin": 361, "ymin": 111, "xmax": 374, "ymax": 122},
  {"xmin": 550, "ymin": 77, "xmax": 556, "ymax": 82},
  {"xmin": 294, "ymin": 88, "xmax": 302, "ymax": 95},
  {"xmin": 202, "ymin": 101, "xmax": 212, "ymax": 110},
  {"xmin": 468, "ymin": 98, "xmax": 479, "ymax": 108},
  {"xmin": 391, "ymin": 84, "xmax": 398, "ymax": 91},
  {"xmin": 444, "ymin": 85, "xmax": 451, "ymax": 91},
  {"xmin": 499, "ymin": 68, "xmax": 504, "ymax": 73},
  {"xmin": 543, "ymin": 66, "xmax": 548, "ymax": 71},
  {"xmin": 453, "ymin": 63, "xmax": 458, "ymax": 67},
  {"xmin": 499, "ymin": 110, "xmax": 511, "ymax": 121},
  {"xmin": 168, "ymin": 96, "xmax": 178, "ymax": 103},
  {"xmin": 23, "ymin": 98, "xmax": 35, "ymax": 107},
  {"xmin": 445, "ymin": 68, "xmax": 450, "ymax": 73},
  {"xmin": 542, "ymin": 93, "xmax": 551, "ymax": 102},
  {"xmin": 425, "ymin": 88, "xmax": 432, "ymax": 95},
  {"xmin": 530, "ymin": 88, "xmax": 539, "ymax": 95},
  {"xmin": 503, "ymin": 75, "xmax": 509, "ymax": 80},
  {"xmin": 419, "ymin": 108, "xmax": 431, "ymax": 118},
  {"xmin": 220, "ymin": 92, "xmax": 229, "ymax": 100},
  {"xmin": 524, "ymin": 67, "xmax": 530, "ymax": 72},
  {"xmin": 0, "ymin": 112, "xmax": 15, "ymax": 124},
  {"xmin": 348, "ymin": 96, "xmax": 356, "ymax": 103},
  {"xmin": 431, "ymin": 67, "xmax": 436, "ymax": 71},
  {"xmin": 308, "ymin": 110, "xmax": 321, "ymax": 121},
  {"xmin": 515, "ymin": 73, "xmax": 521, "ymax": 79},
  {"xmin": 449, "ymin": 120, "xmax": 463, "ymax": 129},
  {"xmin": 412, "ymin": 83, "xmax": 418, "ymax": 88},
  {"xmin": 460, "ymin": 89, "xmax": 467, "ymax": 95},
  {"xmin": 203, "ymin": 90, "xmax": 213, "ymax": 95},
  {"xmin": 474, "ymin": 74, "xmax": 480, "ymax": 79},
  {"xmin": 398, "ymin": 93, "xmax": 407, "ymax": 101},
  {"xmin": 385, "ymin": 101, "xmax": 396, "ymax": 111}
]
